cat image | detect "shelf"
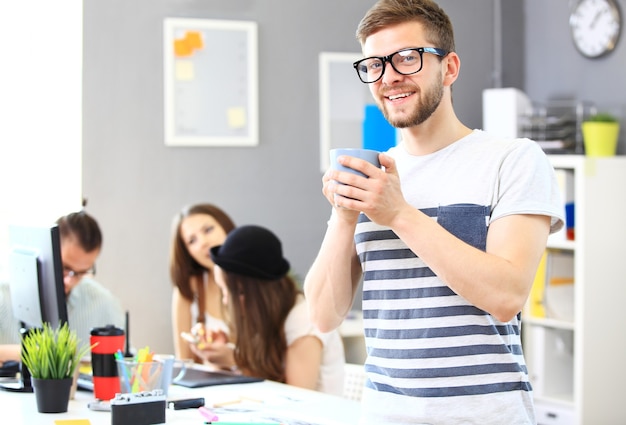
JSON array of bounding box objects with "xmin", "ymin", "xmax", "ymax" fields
[
  {"xmin": 524, "ymin": 155, "xmax": 626, "ymax": 425},
  {"xmin": 523, "ymin": 317, "xmax": 574, "ymax": 331},
  {"xmin": 547, "ymin": 154, "xmax": 585, "ymax": 169},
  {"xmin": 546, "ymin": 237, "xmax": 575, "ymax": 251}
]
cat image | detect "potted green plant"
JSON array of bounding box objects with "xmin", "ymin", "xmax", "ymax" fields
[
  {"xmin": 21, "ymin": 322, "xmax": 92, "ymax": 413},
  {"xmin": 581, "ymin": 112, "xmax": 620, "ymax": 157}
]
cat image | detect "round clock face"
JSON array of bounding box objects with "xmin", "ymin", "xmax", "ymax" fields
[{"xmin": 570, "ymin": 0, "xmax": 622, "ymax": 58}]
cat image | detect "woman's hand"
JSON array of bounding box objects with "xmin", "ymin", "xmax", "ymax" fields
[{"xmin": 187, "ymin": 324, "xmax": 236, "ymax": 371}]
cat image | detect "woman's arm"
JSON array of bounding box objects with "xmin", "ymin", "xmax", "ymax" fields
[
  {"xmin": 0, "ymin": 344, "xmax": 21, "ymax": 366},
  {"xmin": 284, "ymin": 335, "xmax": 323, "ymax": 390},
  {"xmin": 171, "ymin": 287, "xmax": 196, "ymax": 361}
]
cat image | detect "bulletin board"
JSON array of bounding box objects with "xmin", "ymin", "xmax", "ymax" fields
[{"xmin": 164, "ymin": 18, "xmax": 258, "ymax": 147}]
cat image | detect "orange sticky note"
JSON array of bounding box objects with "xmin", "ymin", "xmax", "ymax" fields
[
  {"xmin": 174, "ymin": 39, "xmax": 192, "ymax": 57},
  {"xmin": 185, "ymin": 31, "xmax": 203, "ymax": 49},
  {"xmin": 173, "ymin": 31, "xmax": 204, "ymax": 57},
  {"xmin": 54, "ymin": 420, "xmax": 91, "ymax": 425}
]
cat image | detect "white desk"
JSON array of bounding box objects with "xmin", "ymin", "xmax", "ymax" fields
[{"xmin": 1, "ymin": 379, "xmax": 361, "ymax": 425}]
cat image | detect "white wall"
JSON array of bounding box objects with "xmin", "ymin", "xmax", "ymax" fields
[{"xmin": 0, "ymin": 2, "xmax": 83, "ymax": 279}]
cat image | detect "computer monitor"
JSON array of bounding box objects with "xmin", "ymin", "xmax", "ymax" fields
[
  {"xmin": 8, "ymin": 224, "xmax": 68, "ymax": 329},
  {"xmin": 0, "ymin": 223, "xmax": 68, "ymax": 392}
]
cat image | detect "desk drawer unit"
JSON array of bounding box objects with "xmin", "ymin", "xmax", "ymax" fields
[{"xmin": 536, "ymin": 402, "xmax": 575, "ymax": 425}]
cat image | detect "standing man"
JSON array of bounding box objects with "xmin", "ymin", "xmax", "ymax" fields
[
  {"xmin": 304, "ymin": 1, "xmax": 564, "ymax": 424},
  {"xmin": 0, "ymin": 210, "xmax": 125, "ymax": 354}
]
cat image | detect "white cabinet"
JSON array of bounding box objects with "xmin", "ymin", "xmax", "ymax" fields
[{"xmin": 523, "ymin": 155, "xmax": 626, "ymax": 425}]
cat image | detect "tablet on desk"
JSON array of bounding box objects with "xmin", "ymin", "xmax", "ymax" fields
[{"xmin": 173, "ymin": 367, "xmax": 263, "ymax": 388}]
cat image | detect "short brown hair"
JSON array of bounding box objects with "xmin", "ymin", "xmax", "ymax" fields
[
  {"xmin": 56, "ymin": 211, "xmax": 102, "ymax": 253},
  {"xmin": 356, "ymin": 0, "xmax": 455, "ymax": 53}
]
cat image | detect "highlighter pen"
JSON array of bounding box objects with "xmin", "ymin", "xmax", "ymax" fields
[
  {"xmin": 114, "ymin": 349, "xmax": 131, "ymax": 390},
  {"xmin": 197, "ymin": 405, "xmax": 218, "ymax": 421}
]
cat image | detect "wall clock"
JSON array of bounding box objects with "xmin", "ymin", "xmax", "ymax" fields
[{"xmin": 570, "ymin": 0, "xmax": 622, "ymax": 58}]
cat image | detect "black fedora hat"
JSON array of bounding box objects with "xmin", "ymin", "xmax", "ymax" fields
[{"xmin": 210, "ymin": 225, "xmax": 290, "ymax": 280}]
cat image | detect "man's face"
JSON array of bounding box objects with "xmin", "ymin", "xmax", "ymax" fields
[
  {"xmin": 363, "ymin": 21, "xmax": 445, "ymax": 128},
  {"xmin": 60, "ymin": 236, "xmax": 99, "ymax": 295}
]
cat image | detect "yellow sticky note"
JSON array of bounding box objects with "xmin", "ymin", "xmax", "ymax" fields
[
  {"xmin": 54, "ymin": 420, "xmax": 91, "ymax": 425},
  {"xmin": 175, "ymin": 61, "xmax": 195, "ymax": 81},
  {"xmin": 227, "ymin": 107, "xmax": 247, "ymax": 129}
]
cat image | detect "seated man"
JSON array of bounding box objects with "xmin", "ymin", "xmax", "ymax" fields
[{"xmin": 0, "ymin": 210, "xmax": 125, "ymax": 364}]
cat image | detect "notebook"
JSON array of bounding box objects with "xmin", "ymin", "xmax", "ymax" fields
[{"xmin": 172, "ymin": 367, "xmax": 263, "ymax": 388}]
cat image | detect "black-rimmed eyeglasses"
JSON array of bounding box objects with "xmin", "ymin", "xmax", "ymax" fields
[
  {"xmin": 353, "ymin": 47, "xmax": 448, "ymax": 84},
  {"xmin": 63, "ymin": 264, "xmax": 96, "ymax": 280}
]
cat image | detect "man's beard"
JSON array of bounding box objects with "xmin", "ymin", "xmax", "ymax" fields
[{"xmin": 379, "ymin": 78, "xmax": 444, "ymax": 128}]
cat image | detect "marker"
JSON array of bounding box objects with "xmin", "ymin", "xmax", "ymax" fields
[
  {"xmin": 114, "ymin": 349, "xmax": 131, "ymax": 390},
  {"xmin": 168, "ymin": 397, "xmax": 205, "ymax": 410},
  {"xmin": 198, "ymin": 406, "xmax": 218, "ymax": 421}
]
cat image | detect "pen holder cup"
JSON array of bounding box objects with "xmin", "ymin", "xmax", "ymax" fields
[
  {"xmin": 152, "ymin": 354, "xmax": 192, "ymax": 396},
  {"xmin": 116, "ymin": 359, "xmax": 163, "ymax": 394}
]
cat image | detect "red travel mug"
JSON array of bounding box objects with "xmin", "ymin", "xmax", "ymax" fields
[{"xmin": 90, "ymin": 325, "xmax": 125, "ymax": 401}]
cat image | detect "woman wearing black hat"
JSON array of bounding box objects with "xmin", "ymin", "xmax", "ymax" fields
[{"xmin": 190, "ymin": 225, "xmax": 346, "ymax": 395}]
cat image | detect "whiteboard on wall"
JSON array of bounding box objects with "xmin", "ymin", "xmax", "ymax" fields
[{"xmin": 164, "ymin": 18, "xmax": 258, "ymax": 147}]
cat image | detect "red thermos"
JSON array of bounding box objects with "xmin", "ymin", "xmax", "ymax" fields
[{"xmin": 90, "ymin": 325, "xmax": 124, "ymax": 401}]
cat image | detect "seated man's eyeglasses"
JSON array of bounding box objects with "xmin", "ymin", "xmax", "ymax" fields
[
  {"xmin": 353, "ymin": 47, "xmax": 448, "ymax": 84},
  {"xmin": 63, "ymin": 264, "xmax": 96, "ymax": 280}
]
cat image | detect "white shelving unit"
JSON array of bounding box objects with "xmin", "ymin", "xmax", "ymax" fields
[
  {"xmin": 339, "ymin": 310, "xmax": 366, "ymax": 364},
  {"xmin": 523, "ymin": 155, "xmax": 626, "ymax": 425}
]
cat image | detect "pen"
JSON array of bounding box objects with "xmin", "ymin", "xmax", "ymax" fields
[
  {"xmin": 115, "ymin": 349, "xmax": 130, "ymax": 390},
  {"xmin": 133, "ymin": 346, "xmax": 150, "ymax": 392}
]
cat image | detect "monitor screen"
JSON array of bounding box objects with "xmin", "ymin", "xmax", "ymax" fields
[{"xmin": 8, "ymin": 224, "xmax": 68, "ymax": 330}]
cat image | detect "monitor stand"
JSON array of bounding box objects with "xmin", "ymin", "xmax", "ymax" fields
[
  {"xmin": 0, "ymin": 327, "xmax": 34, "ymax": 392},
  {"xmin": 0, "ymin": 361, "xmax": 32, "ymax": 393}
]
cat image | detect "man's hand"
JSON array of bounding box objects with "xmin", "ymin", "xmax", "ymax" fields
[{"xmin": 326, "ymin": 153, "xmax": 409, "ymax": 227}]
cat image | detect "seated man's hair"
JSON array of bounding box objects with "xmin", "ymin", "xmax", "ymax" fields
[{"xmin": 56, "ymin": 201, "xmax": 102, "ymax": 253}]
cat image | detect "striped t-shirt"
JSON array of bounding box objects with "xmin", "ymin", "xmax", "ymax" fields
[{"xmin": 357, "ymin": 130, "xmax": 564, "ymax": 425}]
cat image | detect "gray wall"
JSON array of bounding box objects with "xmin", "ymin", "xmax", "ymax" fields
[
  {"xmin": 82, "ymin": 0, "xmax": 521, "ymax": 354},
  {"xmin": 523, "ymin": 0, "xmax": 626, "ymax": 154}
]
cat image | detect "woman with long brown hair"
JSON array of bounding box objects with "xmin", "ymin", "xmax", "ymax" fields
[
  {"xmin": 169, "ymin": 203, "xmax": 236, "ymax": 367},
  {"xmin": 191, "ymin": 225, "xmax": 345, "ymax": 395}
]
